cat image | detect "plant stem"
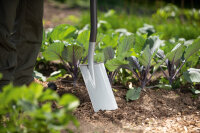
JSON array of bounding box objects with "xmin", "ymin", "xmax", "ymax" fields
[
  {"xmin": 73, "ymin": 76, "xmax": 78, "ymax": 88},
  {"xmin": 141, "ymin": 82, "xmax": 145, "ymax": 89},
  {"xmin": 73, "ymin": 65, "xmax": 79, "ymax": 87},
  {"xmin": 167, "ymin": 60, "xmax": 172, "ymax": 78},
  {"xmin": 154, "ymin": 58, "xmax": 170, "ymax": 80},
  {"xmin": 132, "ymin": 70, "xmax": 142, "ymax": 83},
  {"xmin": 108, "ymin": 72, "xmax": 112, "ymax": 83},
  {"xmin": 82, "ymin": 56, "xmax": 88, "ymax": 64},
  {"xmin": 146, "ymin": 71, "xmax": 155, "ymax": 85},
  {"xmin": 160, "ymin": 66, "xmax": 169, "ymax": 78},
  {"xmin": 121, "ymin": 65, "xmax": 142, "ymax": 83},
  {"xmin": 111, "ymin": 70, "xmax": 118, "ymax": 84},
  {"xmin": 145, "ymin": 60, "xmax": 157, "ymax": 85},
  {"xmin": 167, "ymin": 60, "xmax": 175, "ymax": 85},
  {"xmin": 60, "ymin": 57, "xmax": 73, "ymax": 77},
  {"xmin": 172, "ymin": 61, "xmax": 185, "ymax": 80}
]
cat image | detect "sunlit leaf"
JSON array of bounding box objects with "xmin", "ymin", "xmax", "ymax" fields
[
  {"xmin": 59, "ymin": 94, "xmax": 80, "ymax": 110},
  {"xmin": 126, "ymin": 56, "xmax": 140, "ymax": 70},
  {"xmin": 166, "ymin": 43, "xmax": 185, "ymax": 63},
  {"xmin": 126, "ymin": 87, "xmax": 142, "ymax": 101},
  {"xmin": 117, "ymin": 35, "xmax": 134, "ymax": 59},
  {"xmin": 77, "ymin": 30, "xmax": 90, "ymax": 56},
  {"xmin": 103, "ymin": 46, "xmax": 115, "ymax": 62},
  {"xmin": 137, "ymin": 24, "xmax": 155, "ymax": 36},
  {"xmin": 134, "ymin": 34, "xmax": 147, "ymax": 54},
  {"xmin": 47, "ymin": 69, "xmax": 66, "ymax": 81},
  {"xmin": 43, "ymin": 42, "xmax": 65, "ymax": 61},
  {"xmin": 147, "ymin": 84, "xmax": 172, "ymax": 90},
  {"xmin": 191, "ymin": 88, "xmax": 200, "ymax": 94},
  {"xmin": 62, "ymin": 44, "xmax": 84, "ymax": 64},
  {"xmin": 39, "ymin": 89, "xmax": 59, "ymax": 102},
  {"xmin": 48, "ymin": 24, "xmax": 76, "ymax": 41},
  {"xmin": 105, "ymin": 58, "xmax": 128, "ymax": 71},
  {"xmin": 33, "ymin": 71, "xmax": 46, "ymax": 81},
  {"xmin": 138, "ymin": 45, "xmax": 152, "ymax": 67},
  {"xmin": 94, "ymin": 53, "xmax": 104, "ymax": 63},
  {"xmin": 183, "ymin": 68, "xmax": 200, "ymax": 83},
  {"xmin": 184, "ymin": 38, "xmax": 200, "ymax": 60},
  {"xmin": 102, "ymin": 33, "xmax": 118, "ymax": 48},
  {"xmin": 144, "ymin": 36, "xmax": 164, "ymax": 54}
]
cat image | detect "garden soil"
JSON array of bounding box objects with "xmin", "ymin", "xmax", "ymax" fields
[{"xmin": 48, "ymin": 78, "xmax": 200, "ymax": 133}]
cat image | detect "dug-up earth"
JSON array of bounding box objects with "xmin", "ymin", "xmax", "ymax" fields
[{"xmin": 52, "ymin": 78, "xmax": 200, "ymax": 133}]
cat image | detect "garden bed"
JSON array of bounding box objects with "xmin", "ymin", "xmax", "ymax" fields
[
  {"xmin": 40, "ymin": 1, "xmax": 200, "ymax": 132},
  {"xmin": 47, "ymin": 78, "xmax": 200, "ymax": 133}
]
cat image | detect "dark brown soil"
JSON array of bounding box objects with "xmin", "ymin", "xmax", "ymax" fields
[{"xmin": 53, "ymin": 78, "xmax": 200, "ymax": 133}]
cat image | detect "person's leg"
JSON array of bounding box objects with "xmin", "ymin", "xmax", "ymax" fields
[
  {"xmin": 12, "ymin": 0, "xmax": 44, "ymax": 86},
  {"xmin": 0, "ymin": 0, "xmax": 19, "ymax": 89}
]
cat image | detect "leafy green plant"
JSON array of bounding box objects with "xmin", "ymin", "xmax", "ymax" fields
[
  {"xmin": 0, "ymin": 83, "xmax": 79, "ymax": 133},
  {"xmin": 156, "ymin": 38, "xmax": 200, "ymax": 88},
  {"xmin": 125, "ymin": 36, "xmax": 164, "ymax": 89},
  {"xmin": 153, "ymin": 4, "xmax": 200, "ymax": 22},
  {"xmin": 126, "ymin": 87, "xmax": 142, "ymax": 101},
  {"xmin": 182, "ymin": 68, "xmax": 200, "ymax": 95},
  {"xmin": 33, "ymin": 69, "xmax": 67, "ymax": 82},
  {"xmin": 33, "ymin": 70, "xmax": 47, "ymax": 81},
  {"xmin": 153, "ymin": 4, "xmax": 180, "ymax": 20},
  {"xmin": 136, "ymin": 24, "xmax": 156, "ymax": 36},
  {"xmin": 125, "ymin": 45, "xmax": 156, "ymax": 89},
  {"xmin": 47, "ymin": 69, "xmax": 67, "ymax": 81},
  {"xmin": 103, "ymin": 34, "xmax": 165, "ymax": 101},
  {"xmin": 183, "ymin": 68, "xmax": 200, "ymax": 83},
  {"xmin": 183, "ymin": 9, "xmax": 200, "ymax": 21},
  {"xmin": 103, "ymin": 35, "xmax": 134, "ymax": 83},
  {"xmin": 42, "ymin": 25, "xmax": 90, "ymax": 86},
  {"xmin": 106, "ymin": 35, "xmax": 164, "ymax": 89},
  {"xmin": 47, "ymin": 24, "xmax": 77, "ymax": 43},
  {"xmin": 78, "ymin": 8, "xmax": 200, "ymax": 40}
]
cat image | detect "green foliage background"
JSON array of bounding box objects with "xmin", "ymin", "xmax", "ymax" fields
[
  {"xmin": 52, "ymin": 0, "xmax": 200, "ymax": 9},
  {"xmin": 0, "ymin": 83, "xmax": 79, "ymax": 133}
]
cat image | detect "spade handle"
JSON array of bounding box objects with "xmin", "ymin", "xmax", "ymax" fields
[
  {"xmin": 88, "ymin": 0, "xmax": 97, "ymax": 83},
  {"xmin": 89, "ymin": 0, "xmax": 97, "ymax": 42}
]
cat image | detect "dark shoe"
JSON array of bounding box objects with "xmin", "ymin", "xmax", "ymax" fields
[{"xmin": 47, "ymin": 82, "xmax": 57, "ymax": 91}]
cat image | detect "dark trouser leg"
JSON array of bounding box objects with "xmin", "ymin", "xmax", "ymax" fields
[
  {"xmin": 12, "ymin": 0, "xmax": 44, "ymax": 86},
  {"xmin": 0, "ymin": 0, "xmax": 19, "ymax": 89}
]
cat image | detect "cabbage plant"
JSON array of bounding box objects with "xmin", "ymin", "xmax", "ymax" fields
[
  {"xmin": 156, "ymin": 38, "xmax": 200, "ymax": 88},
  {"xmin": 42, "ymin": 24, "xmax": 90, "ymax": 86}
]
